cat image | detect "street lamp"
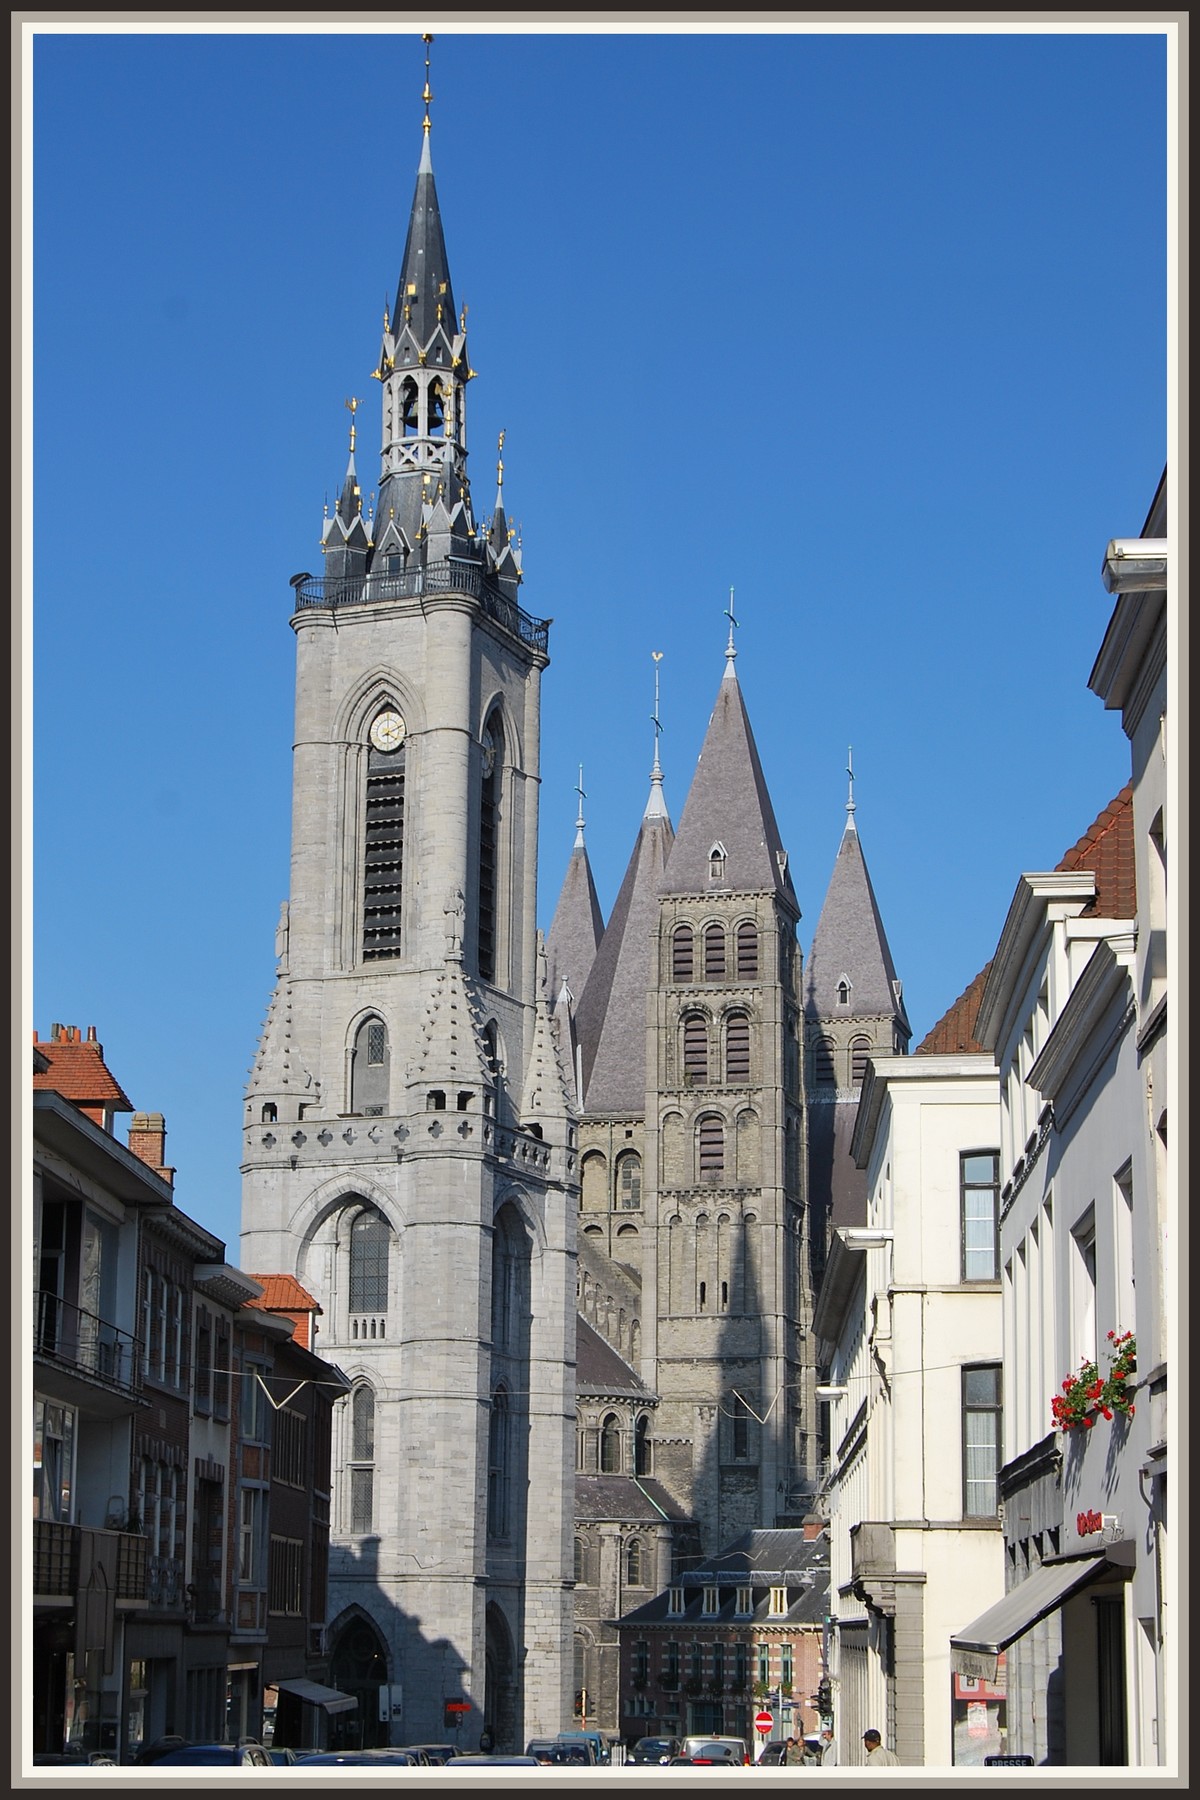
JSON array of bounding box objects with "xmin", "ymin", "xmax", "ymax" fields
[{"xmin": 1101, "ymin": 537, "xmax": 1168, "ymax": 594}]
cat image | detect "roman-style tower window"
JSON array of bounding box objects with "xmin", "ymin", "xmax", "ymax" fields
[
  {"xmin": 814, "ymin": 1037, "xmax": 836, "ymax": 1085},
  {"xmin": 617, "ymin": 1151, "xmax": 642, "ymax": 1209},
  {"xmin": 626, "ymin": 1539, "xmax": 643, "ymax": 1585},
  {"xmin": 698, "ymin": 1115, "xmax": 725, "ymax": 1181},
  {"xmin": 736, "ymin": 920, "xmax": 758, "ymax": 979},
  {"xmin": 851, "ymin": 1036, "xmax": 872, "ymax": 1084},
  {"xmin": 349, "ymin": 1384, "xmax": 375, "ymax": 1533},
  {"xmin": 477, "ymin": 715, "xmax": 502, "ymax": 983},
  {"xmin": 362, "ymin": 720, "xmax": 406, "ymax": 962},
  {"xmin": 672, "ymin": 924, "xmax": 694, "ymax": 982},
  {"xmin": 704, "ymin": 924, "xmax": 726, "ymax": 979},
  {"xmin": 351, "ymin": 1016, "xmax": 390, "ymax": 1115},
  {"xmin": 725, "ymin": 1012, "xmax": 750, "ymax": 1084},
  {"xmin": 683, "ymin": 1014, "xmax": 709, "ymax": 1086},
  {"xmin": 401, "ymin": 378, "xmax": 419, "ymax": 436},
  {"xmin": 599, "ymin": 1413, "xmax": 621, "ymax": 1473},
  {"xmin": 634, "ymin": 1413, "xmax": 652, "ymax": 1475},
  {"xmin": 349, "ymin": 1208, "xmax": 390, "ymax": 1316}
]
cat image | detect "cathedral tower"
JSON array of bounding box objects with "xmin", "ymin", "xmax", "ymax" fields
[{"xmin": 240, "ymin": 56, "xmax": 576, "ymax": 1752}]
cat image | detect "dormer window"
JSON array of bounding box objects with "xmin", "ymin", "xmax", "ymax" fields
[
  {"xmin": 735, "ymin": 1585, "xmax": 753, "ymax": 1617},
  {"xmin": 837, "ymin": 976, "xmax": 851, "ymax": 1006},
  {"xmin": 768, "ymin": 1585, "xmax": 788, "ymax": 1616},
  {"xmin": 668, "ymin": 1586, "xmax": 685, "ymax": 1617},
  {"xmin": 709, "ymin": 842, "xmax": 727, "ymax": 883},
  {"xmin": 703, "ymin": 1585, "xmax": 720, "ymax": 1616}
]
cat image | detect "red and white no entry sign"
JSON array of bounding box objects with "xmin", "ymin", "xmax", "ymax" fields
[{"xmin": 755, "ymin": 1711, "xmax": 774, "ymax": 1734}]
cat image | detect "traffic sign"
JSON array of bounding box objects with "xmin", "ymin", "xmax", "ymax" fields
[{"xmin": 755, "ymin": 1711, "xmax": 774, "ymax": 1734}]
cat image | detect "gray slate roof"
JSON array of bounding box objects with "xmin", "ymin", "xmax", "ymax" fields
[
  {"xmin": 574, "ymin": 801, "xmax": 674, "ymax": 1114},
  {"xmin": 660, "ymin": 667, "xmax": 797, "ymax": 910},
  {"xmin": 545, "ymin": 838, "xmax": 605, "ymax": 1008},
  {"xmin": 575, "ymin": 1473, "xmax": 692, "ymax": 1525},
  {"xmin": 618, "ymin": 1529, "xmax": 829, "ymax": 1628},
  {"xmin": 576, "ymin": 1315, "xmax": 650, "ymax": 1396},
  {"xmin": 803, "ymin": 819, "xmax": 909, "ymax": 1030}
]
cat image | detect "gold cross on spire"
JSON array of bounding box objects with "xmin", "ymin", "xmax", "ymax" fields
[{"xmin": 422, "ymin": 34, "xmax": 434, "ymax": 134}]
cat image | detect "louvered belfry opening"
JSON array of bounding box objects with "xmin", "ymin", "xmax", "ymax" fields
[
  {"xmin": 478, "ymin": 717, "xmax": 502, "ymax": 983},
  {"xmin": 362, "ymin": 742, "xmax": 405, "ymax": 960}
]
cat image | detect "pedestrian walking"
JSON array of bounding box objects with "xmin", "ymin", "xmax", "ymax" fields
[
  {"xmin": 862, "ymin": 1728, "xmax": 899, "ymax": 1765},
  {"xmin": 784, "ymin": 1735, "xmax": 805, "ymax": 1766},
  {"xmin": 820, "ymin": 1727, "xmax": 839, "ymax": 1765}
]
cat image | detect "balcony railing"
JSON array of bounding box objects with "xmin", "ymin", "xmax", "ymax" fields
[
  {"xmin": 292, "ymin": 560, "xmax": 550, "ymax": 654},
  {"xmin": 33, "ymin": 1518, "xmax": 148, "ymax": 1602},
  {"xmin": 35, "ymin": 1292, "xmax": 143, "ymax": 1399}
]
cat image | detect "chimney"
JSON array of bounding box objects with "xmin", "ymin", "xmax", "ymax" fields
[{"xmin": 128, "ymin": 1112, "xmax": 175, "ymax": 1188}]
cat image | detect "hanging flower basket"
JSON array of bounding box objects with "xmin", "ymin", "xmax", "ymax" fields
[{"xmin": 1051, "ymin": 1331, "xmax": 1136, "ymax": 1431}]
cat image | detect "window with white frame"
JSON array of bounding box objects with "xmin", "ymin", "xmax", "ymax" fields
[
  {"xmin": 961, "ymin": 1151, "xmax": 1000, "ymax": 1280},
  {"xmin": 735, "ymin": 1585, "xmax": 753, "ymax": 1617},
  {"xmin": 768, "ymin": 1585, "xmax": 788, "ymax": 1616},
  {"xmin": 702, "ymin": 1586, "xmax": 720, "ymax": 1616},
  {"xmin": 1071, "ymin": 1208, "xmax": 1098, "ymax": 1367},
  {"xmin": 962, "ymin": 1364, "xmax": 1002, "ymax": 1517},
  {"xmin": 668, "ymin": 1586, "xmax": 685, "ymax": 1616}
]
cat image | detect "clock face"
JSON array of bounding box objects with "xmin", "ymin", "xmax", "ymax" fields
[
  {"xmin": 480, "ymin": 729, "xmax": 496, "ymax": 777},
  {"xmin": 369, "ymin": 709, "xmax": 406, "ymax": 752}
]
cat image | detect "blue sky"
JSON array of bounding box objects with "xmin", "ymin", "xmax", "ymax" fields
[{"xmin": 29, "ymin": 23, "xmax": 1171, "ymax": 1259}]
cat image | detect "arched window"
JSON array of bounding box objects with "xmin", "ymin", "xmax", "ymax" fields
[
  {"xmin": 635, "ymin": 1413, "xmax": 652, "ymax": 1475},
  {"xmin": 477, "ymin": 714, "xmax": 502, "ymax": 983},
  {"xmin": 627, "ymin": 1539, "xmax": 643, "ymax": 1585},
  {"xmin": 698, "ymin": 1115, "xmax": 725, "ymax": 1181},
  {"xmin": 491, "ymin": 1206, "xmax": 529, "ymax": 1352},
  {"xmin": 618, "ymin": 1151, "xmax": 642, "ymax": 1209},
  {"xmin": 704, "ymin": 924, "xmax": 726, "ymax": 980},
  {"xmin": 599, "ymin": 1413, "xmax": 621, "ymax": 1474},
  {"xmin": 351, "ymin": 1016, "xmax": 390, "ymax": 1115},
  {"xmin": 574, "ymin": 1536, "xmax": 586, "ymax": 1582},
  {"xmin": 487, "ymin": 1386, "xmax": 510, "ymax": 1539},
  {"xmin": 851, "ymin": 1036, "xmax": 872, "ymax": 1084},
  {"xmin": 261, "ymin": 1103, "xmax": 277, "ymax": 1124},
  {"xmin": 837, "ymin": 977, "xmax": 851, "ymax": 1006},
  {"xmin": 708, "ymin": 843, "xmax": 726, "ymax": 883},
  {"xmin": 725, "ymin": 1012, "xmax": 750, "ymax": 1083},
  {"xmin": 362, "ymin": 711, "xmax": 406, "ymax": 962},
  {"xmin": 581, "ymin": 1151, "xmax": 609, "ymax": 1212},
  {"xmin": 400, "ymin": 378, "xmax": 419, "ymax": 436},
  {"xmin": 430, "ymin": 380, "xmax": 445, "ymax": 435},
  {"xmin": 349, "ymin": 1208, "xmax": 390, "ymax": 1314},
  {"xmin": 672, "ymin": 925, "xmax": 694, "ymax": 982},
  {"xmin": 350, "ymin": 1384, "xmax": 375, "ymax": 1532},
  {"xmin": 815, "ymin": 1037, "xmax": 836, "ymax": 1085},
  {"xmin": 736, "ymin": 921, "xmax": 759, "ymax": 980},
  {"xmin": 683, "ymin": 1013, "xmax": 708, "ymax": 1086}
]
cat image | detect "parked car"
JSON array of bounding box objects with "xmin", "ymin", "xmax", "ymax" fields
[
  {"xmin": 555, "ymin": 1729, "xmax": 606, "ymax": 1763},
  {"xmin": 445, "ymin": 1754, "xmax": 540, "ymax": 1765},
  {"xmin": 135, "ymin": 1742, "xmax": 273, "ymax": 1767},
  {"xmin": 628, "ymin": 1737, "xmax": 682, "ymax": 1765},
  {"xmin": 756, "ymin": 1740, "xmax": 788, "ymax": 1766},
  {"xmin": 295, "ymin": 1749, "xmax": 421, "ymax": 1766},
  {"xmin": 265, "ymin": 1746, "xmax": 298, "ymax": 1764},
  {"xmin": 526, "ymin": 1739, "xmax": 592, "ymax": 1764},
  {"xmin": 678, "ymin": 1738, "xmax": 750, "ymax": 1766},
  {"xmin": 403, "ymin": 1744, "xmax": 458, "ymax": 1764}
]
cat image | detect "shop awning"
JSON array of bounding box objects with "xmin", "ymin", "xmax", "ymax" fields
[
  {"xmin": 274, "ymin": 1678, "xmax": 358, "ymax": 1715},
  {"xmin": 950, "ymin": 1554, "xmax": 1110, "ymax": 1680}
]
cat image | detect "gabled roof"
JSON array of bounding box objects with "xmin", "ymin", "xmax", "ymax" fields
[
  {"xmin": 915, "ymin": 961, "xmax": 993, "ymax": 1055},
  {"xmin": 575, "ymin": 1474, "xmax": 691, "ymax": 1525},
  {"xmin": 804, "ymin": 819, "xmax": 908, "ymax": 1033},
  {"xmin": 1055, "ymin": 784, "xmax": 1135, "ymax": 918},
  {"xmin": 545, "ymin": 835, "xmax": 605, "ymax": 1007},
  {"xmin": 618, "ymin": 1528, "xmax": 830, "ymax": 1628},
  {"xmin": 32, "ymin": 1025, "xmax": 133, "ymax": 1118},
  {"xmin": 574, "ymin": 802, "xmax": 674, "ymax": 1114},
  {"xmin": 247, "ymin": 1274, "xmax": 321, "ymax": 1314},
  {"xmin": 660, "ymin": 666, "xmax": 796, "ymax": 909}
]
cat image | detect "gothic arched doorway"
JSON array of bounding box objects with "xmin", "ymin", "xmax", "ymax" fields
[
  {"xmin": 328, "ymin": 1612, "xmax": 389, "ymax": 1749},
  {"xmin": 484, "ymin": 1603, "xmax": 519, "ymax": 1753}
]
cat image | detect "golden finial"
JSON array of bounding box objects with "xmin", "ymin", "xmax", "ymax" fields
[
  {"xmin": 497, "ymin": 429, "xmax": 505, "ymax": 491},
  {"xmin": 422, "ymin": 34, "xmax": 434, "ymax": 135},
  {"xmin": 344, "ymin": 395, "xmax": 360, "ymax": 453},
  {"xmin": 382, "ymin": 299, "xmax": 390, "ymax": 330},
  {"xmin": 460, "ymin": 302, "xmax": 468, "ymax": 331}
]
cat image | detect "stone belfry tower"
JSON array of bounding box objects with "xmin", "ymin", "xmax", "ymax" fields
[{"xmin": 240, "ymin": 43, "xmax": 577, "ymax": 1753}]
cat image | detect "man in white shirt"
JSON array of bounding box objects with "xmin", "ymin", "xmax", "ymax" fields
[
  {"xmin": 820, "ymin": 1727, "xmax": 838, "ymax": 1765},
  {"xmin": 862, "ymin": 1729, "xmax": 900, "ymax": 1765}
]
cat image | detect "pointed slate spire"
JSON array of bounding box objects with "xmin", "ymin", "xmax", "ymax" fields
[
  {"xmin": 520, "ymin": 932, "xmax": 577, "ymax": 1131},
  {"xmin": 804, "ymin": 782, "xmax": 910, "ymax": 1037},
  {"xmin": 574, "ymin": 747, "xmax": 675, "ymax": 1113},
  {"xmin": 545, "ymin": 767, "xmax": 605, "ymax": 1010},
  {"xmin": 371, "ymin": 39, "xmax": 475, "ymax": 559},
  {"xmin": 321, "ymin": 400, "xmax": 372, "ymax": 581},
  {"xmin": 660, "ymin": 651, "xmax": 796, "ymax": 908}
]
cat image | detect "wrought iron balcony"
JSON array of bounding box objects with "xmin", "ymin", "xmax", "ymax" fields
[
  {"xmin": 33, "ymin": 1518, "xmax": 148, "ymax": 1603},
  {"xmin": 291, "ymin": 559, "xmax": 550, "ymax": 654},
  {"xmin": 35, "ymin": 1291, "xmax": 143, "ymax": 1399}
]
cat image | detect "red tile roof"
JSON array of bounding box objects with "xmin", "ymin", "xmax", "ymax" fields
[
  {"xmin": 1056, "ymin": 784, "xmax": 1136, "ymax": 918},
  {"xmin": 246, "ymin": 1273, "xmax": 321, "ymax": 1314},
  {"xmin": 914, "ymin": 961, "xmax": 993, "ymax": 1055},
  {"xmin": 32, "ymin": 1026, "xmax": 133, "ymax": 1114}
]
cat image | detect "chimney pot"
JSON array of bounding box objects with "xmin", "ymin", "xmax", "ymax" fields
[{"xmin": 86, "ymin": 1026, "xmax": 97, "ymax": 1042}]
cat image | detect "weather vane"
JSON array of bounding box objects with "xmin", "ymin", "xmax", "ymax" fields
[
  {"xmin": 725, "ymin": 586, "xmax": 739, "ymax": 664},
  {"xmin": 344, "ymin": 395, "xmax": 359, "ymax": 453},
  {"xmin": 846, "ymin": 746, "xmax": 856, "ymax": 816},
  {"xmin": 651, "ymin": 651, "xmax": 664, "ymax": 772},
  {"xmin": 422, "ymin": 34, "xmax": 434, "ymax": 134},
  {"xmin": 575, "ymin": 765, "xmax": 587, "ymax": 833}
]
